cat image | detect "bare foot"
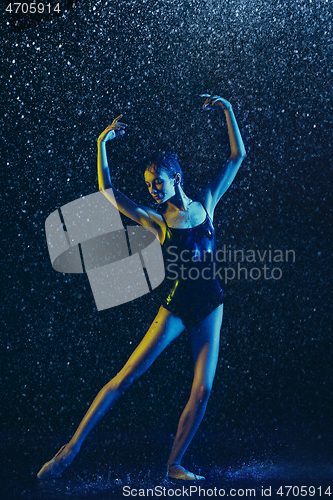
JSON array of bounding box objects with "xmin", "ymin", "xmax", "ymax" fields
[
  {"xmin": 37, "ymin": 444, "xmax": 77, "ymax": 479},
  {"xmin": 167, "ymin": 464, "xmax": 205, "ymax": 480}
]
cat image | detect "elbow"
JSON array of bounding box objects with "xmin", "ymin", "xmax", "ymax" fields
[
  {"xmin": 238, "ymin": 146, "xmax": 247, "ymax": 160},
  {"xmin": 99, "ymin": 186, "xmax": 112, "ymax": 198},
  {"xmin": 230, "ymin": 150, "xmax": 246, "ymax": 164},
  {"xmin": 99, "ymin": 182, "xmax": 113, "ymax": 192}
]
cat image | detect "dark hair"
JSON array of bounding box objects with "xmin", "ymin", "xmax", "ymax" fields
[{"xmin": 145, "ymin": 151, "xmax": 184, "ymax": 186}]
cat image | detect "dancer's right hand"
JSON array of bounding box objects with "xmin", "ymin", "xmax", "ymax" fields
[{"xmin": 97, "ymin": 115, "xmax": 127, "ymax": 143}]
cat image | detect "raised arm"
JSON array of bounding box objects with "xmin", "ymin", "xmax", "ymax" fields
[
  {"xmin": 97, "ymin": 116, "xmax": 163, "ymax": 237},
  {"xmin": 197, "ymin": 95, "xmax": 246, "ymax": 216}
]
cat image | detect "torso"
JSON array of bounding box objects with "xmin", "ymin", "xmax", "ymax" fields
[
  {"xmin": 159, "ymin": 201, "xmax": 223, "ymax": 329},
  {"xmin": 162, "ymin": 201, "xmax": 207, "ymax": 229},
  {"xmin": 143, "ymin": 200, "xmax": 213, "ymax": 244}
]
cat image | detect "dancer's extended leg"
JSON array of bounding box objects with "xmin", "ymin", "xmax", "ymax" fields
[
  {"xmin": 167, "ymin": 304, "xmax": 223, "ymax": 480},
  {"xmin": 37, "ymin": 307, "xmax": 185, "ymax": 479}
]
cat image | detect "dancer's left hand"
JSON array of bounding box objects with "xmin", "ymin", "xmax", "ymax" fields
[
  {"xmin": 98, "ymin": 115, "xmax": 127, "ymax": 144},
  {"xmin": 200, "ymin": 94, "xmax": 232, "ymax": 111}
]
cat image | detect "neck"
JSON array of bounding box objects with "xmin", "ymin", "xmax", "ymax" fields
[{"xmin": 167, "ymin": 187, "xmax": 192, "ymax": 212}]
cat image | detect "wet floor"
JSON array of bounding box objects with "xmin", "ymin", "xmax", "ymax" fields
[{"xmin": 1, "ymin": 429, "xmax": 332, "ymax": 499}]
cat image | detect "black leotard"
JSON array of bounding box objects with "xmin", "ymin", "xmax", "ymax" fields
[{"xmin": 161, "ymin": 202, "xmax": 223, "ymax": 329}]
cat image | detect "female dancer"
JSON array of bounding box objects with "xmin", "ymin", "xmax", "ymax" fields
[{"xmin": 37, "ymin": 94, "xmax": 246, "ymax": 480}]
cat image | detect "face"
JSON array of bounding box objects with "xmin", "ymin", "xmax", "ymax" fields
[{"xmin": 144, "ymin": 166, "xmax": 176, "ymax": 204}]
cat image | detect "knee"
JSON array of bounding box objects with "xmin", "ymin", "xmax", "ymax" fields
[
  {"xmin": 192, "ymin": 384, "xmax": 212, "ymax": 405},
  {"xmin": 105, "ymin": 366, "xmax": 137, "ymax": 395}
]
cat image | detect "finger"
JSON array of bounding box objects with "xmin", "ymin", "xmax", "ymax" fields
[
  {"xmin": 210, "ymin": 96, "xmax": 223, "ymax": 104},
  {"xmin": 203, "ymin": 94, "xmax": 214, "ymax": 103},
  {"xmin": 212, "ymin": 98, "xmax": 231, "ymax": 109},
  {"xmin": 202, "ymin": 98, "xmax": 214, "ymax": 109},
  {"xmin": 111, "ymin": 115, "xmax": 123, "ymax": 126},
  {"xmin": 200, "ymin": 94, "xmax": 212, "ymax": 98}
]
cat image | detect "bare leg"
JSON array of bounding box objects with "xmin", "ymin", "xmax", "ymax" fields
[
  {"xmin": 37, "ymin": 307, "xmax": 185, "ymax": 478},
  {"xmin": 167, "ymin": 305, "xmax": 223, "ymax": 480}
]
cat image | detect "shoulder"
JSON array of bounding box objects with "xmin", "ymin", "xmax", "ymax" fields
[
  {"xmin": 141, "ymin": 205, "xmax": 166, "ymax": 227},
  {"xmin": 195, "ymin": 190, "xmax": 215, "ymax": 220},
  {"xmin": 140, "ymin": 205, "xmax": 168, "ymax": 243}
]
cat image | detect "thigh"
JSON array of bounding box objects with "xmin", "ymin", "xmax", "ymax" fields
[
  {"xmin": 117, "ymin": 306, "xmax": 185, "ymax": 380},
  {"xmin": 189, "ymin": 304, "xmax": 223, "ymax": 388}
]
